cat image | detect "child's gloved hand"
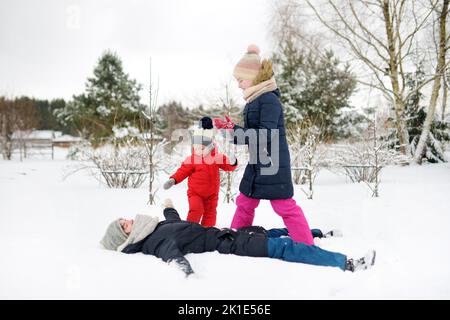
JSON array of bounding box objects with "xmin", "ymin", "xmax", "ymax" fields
[
  {"xmin": 163, "ymin": 178, "xmax": 176, "ymax": 190},
  {"xmin": 213, "ymin": 115, "xmax": 235, "ymax": 129}
]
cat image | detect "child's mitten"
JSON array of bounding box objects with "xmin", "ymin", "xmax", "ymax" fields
[
  {"xmin": 163, "ymin": 178, "xmax": 176, "ymax": 190},
  {"xmin": 213, "ymin": 115, "xmax": 235, "ymax": 129}
]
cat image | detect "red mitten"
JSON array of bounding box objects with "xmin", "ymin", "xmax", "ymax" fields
[{"xmin": 213, "ymin": 115, "xmax": 235, "ymax": 129}]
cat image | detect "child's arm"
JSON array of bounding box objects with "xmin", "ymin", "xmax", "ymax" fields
[
  {"xmin": 168, "ymin": 256, "xmax": 194, "ymax": 277},
  {"xmin": 232, "ymin": 95, "xmax": 282, "ymax": 146},
  {"xmin": 163, "ymin": 207, "xmax": 182, "ymax": 222},
  {"xmin": 266, "ymin": 228, "xmax": 327, "ymax": 239},
  {"xmin": 170, "ymin": 157, "xmax": 195, "ymax": 185},
  {"xmin": 266, "ymin": 228, "xmax": 289, "ymax": 238},
  {"xmin": 158, "ymin": 242, "xmax": 195, "ymax": 277},
  {"xmin": 217, "ymin": 153, "xmax": 238, "ymax": 172}
]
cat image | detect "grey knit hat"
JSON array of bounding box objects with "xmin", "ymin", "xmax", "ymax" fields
[{"xmin": 100, "ymin": 219, "xmax": 129, "ymax": 251}]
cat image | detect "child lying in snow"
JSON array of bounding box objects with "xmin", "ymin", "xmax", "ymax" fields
[{"xmin": 100, "ymin": 199, "xmax": 376, "ymax": 277}]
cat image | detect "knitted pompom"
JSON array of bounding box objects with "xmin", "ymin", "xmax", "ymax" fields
[
  {"xmin": 247, "ymin": 44, "xmax": 260, "ymax": 55},
  {"xmin": 199, "ymin": 116, "xmax": 213, "ymax": 129}
]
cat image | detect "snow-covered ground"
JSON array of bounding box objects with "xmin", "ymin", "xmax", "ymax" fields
[{"xmin": 1, "ymin": 149, "xmax": 450, "ymax": 299}]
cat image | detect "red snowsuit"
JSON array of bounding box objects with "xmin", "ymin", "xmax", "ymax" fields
[{"xmin": 170, "ymin": 146, "xmax": 237, "ymax": 227}]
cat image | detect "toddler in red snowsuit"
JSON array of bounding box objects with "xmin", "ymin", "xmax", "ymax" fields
[{"xmin": 163, "ymin": 117, "xmax": 238, "ymax": 227}]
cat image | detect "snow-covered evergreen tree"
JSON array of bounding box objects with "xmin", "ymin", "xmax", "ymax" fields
[
  {"xmin": 381, "ymin": 63, "xmax": 450, "ymax": 163},
  {"xmin": 403, "ymin": 64, "xmax": 450, "ymax": 163},
  {"xmin": 55, "ymin": 51, "xmax": 144, "ymax": 143},
  {"xmin": 272, "ymin": 40, "xmax": 357, "ymax": 140}
]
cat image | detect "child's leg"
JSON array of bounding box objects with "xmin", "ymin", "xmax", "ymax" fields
[
  {"xmin": 230, "ymin": 192, "xmax": 260, "ymax": 229},
  {"xmin": 267, "ymin": 237, "xmax": 347, "ymax": 271},
  {"xmin": 201, "ymin": 194, "xmax": 219, "ymax": 227},
  {"xmin": 270, "ymin": 198, "xmax": 314, "ymax": 245},
  {"xmin": 266, "ymin": 228, "xmax": 289, "ymax": 238},
  {"xmin": 186, "ymin": 192, "xmax": 204, "ymax": 224}
]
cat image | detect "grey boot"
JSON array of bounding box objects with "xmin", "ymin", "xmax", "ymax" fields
[{"xmin": 345, "ymin": 250, "xmax": 376, "ymax": 272}]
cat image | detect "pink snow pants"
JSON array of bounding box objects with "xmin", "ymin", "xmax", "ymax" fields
[{"xmin": 231, "ymin": 192, "xmax": 314, "ymax": 245}]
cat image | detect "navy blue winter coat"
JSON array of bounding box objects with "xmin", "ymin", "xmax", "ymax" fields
[{"xmin": 232, "ymin": 89, "xmax": 294, "ymax": 199}]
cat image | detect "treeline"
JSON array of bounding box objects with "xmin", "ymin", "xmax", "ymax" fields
[{"xmin": 0, "ymin": 96, "xmax": 74, "ymax": 134}]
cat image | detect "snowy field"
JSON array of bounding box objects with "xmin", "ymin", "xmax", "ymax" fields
[{"xmin": 1, "ymin": 148, "xmax": 450, "ymax": 299}]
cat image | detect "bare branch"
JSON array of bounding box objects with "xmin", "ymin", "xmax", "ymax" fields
[
  {"xmin": 356, "ymin": 79, "xmax": 395, "ymax": 101},
  {"xmin": 347, "ymin": 0, "xmax": 390, "ymax": 52},
  {"xmin": 398, "ymin": 0, "xmax": 438, "ymax": 53},
  {"xmin": 306, "ymin": 0, "xmax": 388, "ymax": 74},
  {"xmin": 404, "ymin": 58, "xmax": 450, "ymax": 102}
]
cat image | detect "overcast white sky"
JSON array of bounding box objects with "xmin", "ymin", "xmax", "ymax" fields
[{"xmin": 0, "ymin": 0, "xmax": 273, "ymax": 107}]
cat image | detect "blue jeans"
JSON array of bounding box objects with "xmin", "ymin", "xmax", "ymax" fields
[{"xmin": 267, "ymin": 230, "xmax": 347, "ymax": 271}]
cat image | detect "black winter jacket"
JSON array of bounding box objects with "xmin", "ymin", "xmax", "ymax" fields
[{"xmin": 122, "ymin": 208, "xmax": 268, "ymax": 275}]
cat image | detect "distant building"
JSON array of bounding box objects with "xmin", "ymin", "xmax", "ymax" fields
[
  {"xmin": 52, "ymin": 134, "xmax": 83, "ymax": 148},
  {"xmin": 9, "ymin": 130, "xmax": 83, "ymax": 159},
  {"xmin": 12, "ymin": 130, "xmax": 82, "ymax": 148},
  {"xmin": 12, "ymin": 130, "xmax": 61, "ymax": 145}
]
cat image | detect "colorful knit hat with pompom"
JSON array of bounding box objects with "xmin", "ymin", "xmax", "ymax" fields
[{"xmin": 233, "ymin": 44, "xmax": 261, "ymax": 81}]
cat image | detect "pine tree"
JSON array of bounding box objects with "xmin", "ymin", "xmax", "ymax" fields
[
  {"xmin": 56, "ymin": 51, "xmax": 144, "ymax": 142},
  {"xmin": 156, "ymin": 101, "xmax": 190, "ymax": 140},
  {"xmin": 33, "ymin": 98, "xmax": 70, "ymax": 133},
  {"xmin": 404, "ymin": 64, "xmax": 450, "ymax": 163},
  {"xmin": 272, "ymin": 41, "xmax": 356, "ymax": 140}
]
